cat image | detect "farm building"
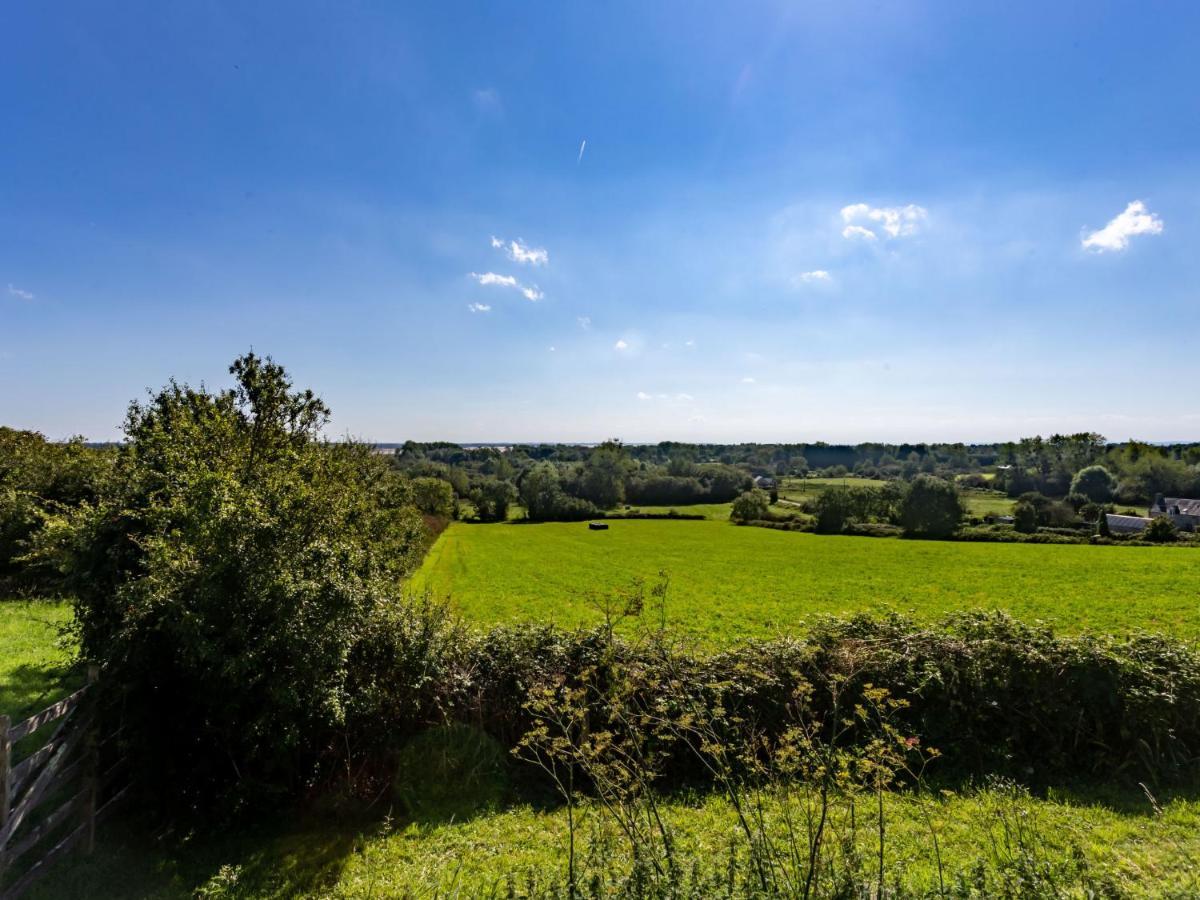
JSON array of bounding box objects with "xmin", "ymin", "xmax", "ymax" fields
[
  {"xmin": 1105, "ymin": 513, "xmax": 1151, "ymax": 535},
  {"xmin": 753, "ymin": 475, "xmax": 778, "ymax": 490},
  {"xmin": 1148, "ymin": 495, "xmax": 1200, "ymax": 531}
]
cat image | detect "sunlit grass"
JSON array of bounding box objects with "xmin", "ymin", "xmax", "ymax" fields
[{"xmin": 415, "ymin": 519, "xmax": 1200, "ymax": 643}]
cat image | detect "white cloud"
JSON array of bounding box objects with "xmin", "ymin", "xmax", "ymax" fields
[
  {"xmin": 7, "ymin": 284, "xmax": 33, "ymax": 301},
  {"xmin": 793, "ymin": 269, "xmax": 832, "ymax": 285},
  {"xmin": 840, "ymin": 203, "xmax": 927, "ymax": 239},
  {"xmin": 741, "ymin": 376, "xmax": 756, "ymax": 384},
  {"xmin": 471, "ymin": 272, "xmax": 517, "ymax": 288},
  {"xmin": 841, "ymin": 224, "xmax": 877, "ymax": 241},
  {"xmin": 638, "ymin": 391, "xmax": 694, "ymax": 402},
  {"xmin": 549, "ymin": 346, "xmax": 556, "ymax": 352},
  {"xmin": 1082, "ymin": 200, "xmax": 1164, "ymax": 252},
  {"xmin": 684, "ymin": 339, "xmax": 695, "ymax": 348},
  {"xmin": 492, "ymin": 237, "xmax": 547, "ymax": 266},
  {"xmin": 466, "ymin": 302, "xmax": 491, "ymax": 313},
  {"xmin": 614, "ymin": 339, "xmax": 629, "ymax": 351},
  {"xmin": 577, "ymin": 316, "xmax": 591, "ymax": 329},
  {"xmin": 577, "ymin": 139, "xmax": 587, "ymax": 164},
  {"xmin": 471, "ymin": 271, "xmax": 543, "ymax": 302}
]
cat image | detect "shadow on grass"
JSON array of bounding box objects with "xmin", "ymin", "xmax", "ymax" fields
[{"xmin": 25, "ymin": 810, "xmax": 365, "ymax": 900}]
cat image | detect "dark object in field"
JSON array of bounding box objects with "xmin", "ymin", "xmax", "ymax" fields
[{"xmin": 588, "ymin": 521, "xmax": 609, "ymax": 530}]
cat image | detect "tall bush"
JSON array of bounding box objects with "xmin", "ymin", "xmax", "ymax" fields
[
  {"xmin": 898, "ymin": 474, "xmax": 964, "ymax": 537},
  {"xmin": 43, "ymin": 353, "xmax": 428, "ymax": 812}
]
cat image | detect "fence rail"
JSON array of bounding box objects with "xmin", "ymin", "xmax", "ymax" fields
[{"xmin": 0, "ymin": 666, "xmax": 127, "ymax": 900}]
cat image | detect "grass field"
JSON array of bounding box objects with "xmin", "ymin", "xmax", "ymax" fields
[
  {"xmin": 415, "ymin": 520, "xmax": 1200, "ymax": 642},
  {"xmin": 0, "ymin": 599, "xmax": 78, "ymax": 729}
]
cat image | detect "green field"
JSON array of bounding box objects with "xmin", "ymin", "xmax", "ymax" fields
[
  {"xmin": 415, "ymin": 520, "xmax": 1200, "ymax": 641},
  {"xmin": 0, "ymin": 599, "xmax": 78, "ymax": 729}
]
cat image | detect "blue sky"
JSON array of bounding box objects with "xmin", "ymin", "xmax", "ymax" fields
[{"xmin": 3, "ymin": 2, "xmax": 1198, "ymax": 443}]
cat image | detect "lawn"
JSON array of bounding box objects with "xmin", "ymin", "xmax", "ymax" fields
[{"xmin": 414, "ymin": 520, "xmax": 1200, "ymax": 642}]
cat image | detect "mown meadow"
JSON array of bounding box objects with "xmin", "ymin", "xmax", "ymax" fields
[{"xmin": 414, "ymin": 519, "xmax": 1200, "ymax": 643}]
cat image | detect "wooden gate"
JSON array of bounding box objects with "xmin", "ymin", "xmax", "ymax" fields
[{"xmin": 0, "ymin": 667, "xmax": 129, "ymax": 899}]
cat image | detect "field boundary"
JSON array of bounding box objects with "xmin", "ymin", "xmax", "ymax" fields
[{"xmin": 0, "ymin": 666, "xmax": 129, "ymax": 900}]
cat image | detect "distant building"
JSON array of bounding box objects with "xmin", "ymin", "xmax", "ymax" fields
[
  {"xmin": 753, "ymin": 475, "xmax": 777, "ymax": 490},
  {"xmin": 1105, "ymin": 513, "xmax": 1151, "ymax": 535},
  {"xmin": 1148, "ymin": 495, "xmax": 1200, "ymax": 532}
]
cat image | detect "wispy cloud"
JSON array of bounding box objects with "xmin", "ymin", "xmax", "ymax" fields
[
  {"xmin": 473, "ymin": 88, "xmax": 503, "ymax": 116},
  {"xmin": 491, "ymin": 236, "xmax": 548, "ymax": 266},
  {"xmin": 7, "ymin": 284, "xmax": 34, "ymax": 301},
  {"xmin": 793, "ymin": 269, "xmax": 832, "ymax": 285},
  {"xmin": 741, "ymin": 376, "xmax": 756, "ymax": 384},
  {"xmin": 1082, "ymin": 200, "xmax": 1164, "ymax": 252},
  {"xmin": 471, "ymin": 272, "xmax": 517, "ymax": 288},
  {"xmin": 840, "ymin": 203, "xmax": 927, "ymax": 240},
  {"xmin": 466, "ymin": 302, "xmax": 491, "ymax": 313},
  {"xmin": 471, "ymin": 271, "xmax": 541, "ymax": 302},
  {"xmin": 577, "ymin": 316, "xmax": 592, "ymax": 329},
  {"xmin": 841, "ymin": 224, "xmax": 878, "ymax": 241},
  {"xmin": 637, "ymin": 391, "xmax": 694, "ymax": 402},
  {"xmin": 614, "ymin": 339, "xmax": 629, "ymax": 351},
  {"xmin": 577, "ymin": 139, "xmax": 587, "ymax": 164}
]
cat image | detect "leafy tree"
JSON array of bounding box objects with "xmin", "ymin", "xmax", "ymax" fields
[
  {"xmin": 1070, "ymin": 465, "xmax": 1117, "ymax": 503},
  {"xmin": 579, "ymin": 439, "xmax": 629, "ymax": 509},
  {"xmin": 410, "ymin": 476, "xmax": 456, "ymax": 518},
  {"xmin": 41, "ymin": 353, "xmax": 428, "ymax": 811},
  {"xmin": 471, "ymin": 476, "xmax": 517, "ymax": 522},
  {"xmin": 0, "ymin": 428, "xmax": 113, "ymax": 591},
  {"xmin": 520, "ymin": 463, "xmax": 598, "ymax": 521},
  {"xmin": 730, "ymin": 489, "xmax": 770, "ymax": 523},
  {"xmin": 1013, "ymin": 499, "xmax": 1039, "ymax": 533},
  {"xmin": 898, "ymin": 474, "xmax": 964, "ymax": 537}
]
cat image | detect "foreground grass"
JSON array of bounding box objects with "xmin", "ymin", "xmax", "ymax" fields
[
  {"xmin": 0, "ymin": 598, "xmax": 78, "ymax": 725},
  {"xmin": 414, "ymin": 520, "xmax": 1200, "ymax": 643},
  {"xmin": 6, "ymin": 598, "xmax": 1200, "ymax": 897},
  {"xmin": 28, "ymin": 782, "xmax": 1200, "ymax": 897}
]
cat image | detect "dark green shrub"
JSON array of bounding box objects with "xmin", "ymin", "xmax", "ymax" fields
[
  {"xmin": 471, "ymin": 476, "xmax": 517, "ymax": 522},
  {"xmin": 730, "ymin": 489, "xmax": 770, "ymax": 523},
  {"xmin": 44, "ymin": 353, "xmax": 430, "ymax": 813},
  {"xmin": 1013, "ymin": 500, "xmax": 1039, "ymax": 533},
  {"xmin": 1146, "ymin": 515, "xmax": 1178, "ymax": 543},
  {"xmin": 898, "ymin": 474, "xmax": 964, "ymax": 537}
]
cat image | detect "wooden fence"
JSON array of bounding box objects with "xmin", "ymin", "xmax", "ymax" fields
[{"xmin": 0, "ymin": 667, "xmax": 129, "ymax": 899}]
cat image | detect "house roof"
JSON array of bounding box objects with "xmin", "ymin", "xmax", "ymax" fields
[
  {"xmin": 1153, "ymin": 497, "xmax": 1200, "ymax": 516},
  {"xmin": 1106, "ymin": 513, "xmax": 1151, "ymax": 531}
]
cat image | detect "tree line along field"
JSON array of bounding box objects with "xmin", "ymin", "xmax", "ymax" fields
[{"xmin": 414, "ymin": 519, "xmax": 1200, "ymax": 643}]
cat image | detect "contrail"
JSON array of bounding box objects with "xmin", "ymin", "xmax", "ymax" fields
[{"xmin": 577, "ymin": 139, "xmax": 586, "ymax": 164}]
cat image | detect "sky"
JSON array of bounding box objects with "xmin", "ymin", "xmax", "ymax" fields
[{"xmin": 3, "ymin": 2, "xmax": 1199, "ymax": 444}]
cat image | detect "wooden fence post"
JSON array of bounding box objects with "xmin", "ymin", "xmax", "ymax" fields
[
  {"xmin": 1, "ymin": 712, "xmax": 10, "ymax": 878},
  {"xmin": 82, "ymin": 665, "xmax": 99, "ymax": 856}
]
